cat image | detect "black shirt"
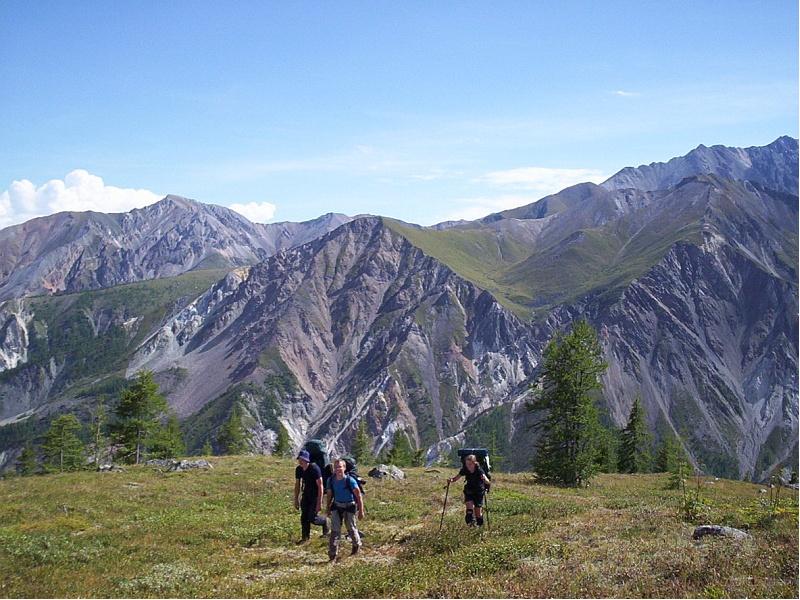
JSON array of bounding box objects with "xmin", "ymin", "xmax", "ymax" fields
[
  {"xmin": 295, "ymin": 463, "xmax": 323, "ymax": 500},
  {"xmin": 459, "ymin": 464, "xmax": 486, "ymax": 492}
]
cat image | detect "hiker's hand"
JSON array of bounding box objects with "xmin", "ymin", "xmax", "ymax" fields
[
  {"xmin": 316, "ymin": 503, "xmax": 322, "ymax": 513},
  {"xmin": 358, "ymin": 508, "xmax": 365, "ymax": 519}
]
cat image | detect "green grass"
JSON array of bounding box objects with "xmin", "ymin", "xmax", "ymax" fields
[
  {"xmin": 0, "ymin": 456, "xmax": 796, "ymax": 598},
  {"xmin": 383, "ymin": 213, "xmax": 705, "ymax": 320}
]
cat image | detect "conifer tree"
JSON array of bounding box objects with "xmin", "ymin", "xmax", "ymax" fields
[
  {"xmin": 16, "ymin": 444, "xmax": 38, "ymax": 476},
  {"xmin": 43, "ymin": 414, "xmax": 85, "ymax": 472},
  {"xmin": 488, "ymin": 430, "xmax": 505, "ymax": 472},
  {"xmin": 201, "ymin": 440, "xmax": 213, "ymax": 456},
  {"xmin": 386, "ymin": 429, "xmax": 414, "ymax": 467},
  {"xmin": 618, "ymin": 397, "xmax": 652, "ymax": 473},
  {"xmin": 89, "ymin": 397, "xmax": 108, "ymax": 468},
  {"xmin": 351, "ymin": 419, "xmax": 374, "ymax": 465},
  {"xmin": 149, "ymin": 413, "xmax": 186, "ymax": 459},
  {"xmin": 274, "ymin": 423, "xmax": 291, "ymax": 457},
  {"xmin": 655, "ymin": 433, "xmax": 687, "ymax": 473},
  {"xmin": 595, "ymin": 425, "xmax": 620, "ymax": 473},
  {"xmin": 113, "ymin": 371, "xmax": 168, "ymax": 464},
  {"xmin": 528, "ymin": 320, "xmax": 607, "ymax": 487},
  {"xmin": 216, "ymin": 405, "xmax": 249, "ymax": 455}
]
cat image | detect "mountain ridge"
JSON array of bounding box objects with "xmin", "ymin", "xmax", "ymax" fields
[{"xmin": 0, "ymin": 137, "xmax": 796, "ymax": 481}]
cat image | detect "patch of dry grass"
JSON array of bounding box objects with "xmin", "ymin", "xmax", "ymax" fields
[{"xmin": 0, "ymin": 457, "xmax": 796, "ymax": 598}]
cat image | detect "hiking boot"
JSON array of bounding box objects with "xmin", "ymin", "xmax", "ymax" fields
[
  {"xmin": 321, "ymin": 522, "xmax": 329, "ymax": 536},
  {"xmin": 295, "ymin": 537, "xmax": 310, "ymax": 545},
  {"xmin": 351, "ymin": 544, "xmax": 361, "ymax": 556}
]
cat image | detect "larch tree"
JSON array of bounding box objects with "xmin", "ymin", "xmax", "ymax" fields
[{"xmin": 528, "ymin": 320, "xmax": 607, "ymax": 487}]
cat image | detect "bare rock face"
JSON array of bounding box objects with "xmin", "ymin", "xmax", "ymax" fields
[
  {"xmin": 601, "ymin": 136, "xmax": 798, "ymax": 195},
  {"xmin": 515, "ymin": 177, "xmax": 798, "ymax": 480},
  {"xmin": 0, "ymin": 196, "xmax": 351, "ymax": 301},
  {"xmin": 129, "ymin": 217, "xmax": 539, "ymax": 457},
  {"xmin": 0, "ymin": 139, "xmax": 795, "ymax": 481}
]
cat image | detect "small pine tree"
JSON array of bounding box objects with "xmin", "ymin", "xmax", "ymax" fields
[
  {"xmin": 618, "ymin": 397, "xmax": 652, "ymax": 473},
  {"xmin": 149, "ymin": 413, "xmax": 186, "ymax": 459},
  {"xmin": 351, "ymin": 419, "xmax": 374, "ymax": 465},
  {"xmin": 113, "ymin": 371, "xmax": 168, "ymax": 464},
  {"xmin": 16, "ymin": 444, "xmax": 38, "ymax": 476},
  {"xmin": 386, "ymin": 429, "xmax": 414, "ymax": 467},
  {"xmin": 655, "ymin": 433, "xmax": 686, "ymax": 473},
  {"xmin": 488, "ymin": 430, "xmax": 505, "ymax": 472},
  {"xmin": 201, "ymin": 440, "xmax": 213, "ymax": 456},
  {"xmin": 89, "ymin": 397, "xmax": 108, "ymax": 468},
  {"xmin": 216, "ymin": 406, "xmax": 249, "ymax": 455},
  {"xmin": 43, "ymin": 414, "xmax": 85, "ymax": 472},
  {"xmin": 529, "ymin": 321, "xmax": 607, "ymax": 487},
  {"xmin": 274, "ymin": 423, "xmax": 291, "ymax": 457},
  {"xmin": 595, "ymin": 425, "xmax": 620, "ymax": 473}
]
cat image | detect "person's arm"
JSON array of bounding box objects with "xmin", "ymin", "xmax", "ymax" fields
[
  {"xmin": 482, "ymin": 473, "xmax": 491, "ymax": 486},
  {"xmin": 316, "ymin": 476, "xmax": 324, "ymax": 513},
  {"xmin": 324, "ymin": 481, "xmax": 333, "ymax": 515},
  {"xmin": 354, "ymin": 485, "xmax": 365, "ymax": 520},
  {"xmin": 447, "ymin": 473, "xmax": 462, "ymax": 484},
  {"xmin": 293, "ymin": 480, "xmax": 300, "ymax": 510}
]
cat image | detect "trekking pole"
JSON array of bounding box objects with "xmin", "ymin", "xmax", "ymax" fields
[
  {"xmin": 484, "ymin": 489, "xmax": 490, "ymax": 531},
  {"xmin": 439, "ymin": 480, "xmax": 451, "ymax": 532}
]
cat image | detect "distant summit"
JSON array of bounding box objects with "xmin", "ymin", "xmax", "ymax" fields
[{"xmin": 601, "ymin": 136, "xmax": 798, "ymax": 195}]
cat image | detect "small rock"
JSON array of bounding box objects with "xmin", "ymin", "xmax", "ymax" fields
[
  {"xmin": 98, "ymin": 464, "xmax": 125, "ymax": 472},
  {"xmin": 145, "ymin": 458, "xmax": 213, "ymax": 472},
  {"xmin": 368, "ymin": 464, "xmax": 405, "ymax": 480},
  {"xmin": 692, "ymin": 525, "xmax": 751, "ymax": 541}
]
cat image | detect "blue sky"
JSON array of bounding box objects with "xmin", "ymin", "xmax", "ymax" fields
[{"xmin": 1, "ymin": 1, "xmax": 797, "ymax": 227}]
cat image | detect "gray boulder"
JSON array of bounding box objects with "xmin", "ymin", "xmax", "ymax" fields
[
  {"xmin": 692, "ymin": 525, "xmax": 751, "ymax": 541},
  {"xmin": 368, "ymin": 464, "xmax": 405, "ymax": 480},
  {"xmin": 146, "ymin": 459, "xmax": 213, "ymax": 472},
  {"xmin": 98, "ymin": 464, "xmax": 125, "ymax": 472}
]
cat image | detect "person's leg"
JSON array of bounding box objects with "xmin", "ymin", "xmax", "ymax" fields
[
  {"xmin": 300, "ymin": 502, "xmax": 312, "ymax": 541},
  {"xmin": 464, "ymin": 499, "xmax": 475, "ymax": 525},
  {"xmin": 474, "ymin": 493, "xmax": 485, "ymax": 526},
  {"xmin": 328, "ymin": 509, "xmax": 342, "ymax": 560},
  {"xmin": 344, "ymin": 511, "xmax": 361, "ymax": 553}
]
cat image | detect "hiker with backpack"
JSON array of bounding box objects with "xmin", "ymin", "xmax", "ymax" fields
[
  {"xmin": 294, "ymin": 449, "xmax": 329, "ymax": 543},
  {"xmin": 325, "ymin": 457, "xmax": 364, "ymax": 561},
  {"xmin": 447, "ymin": 453, "xmax": 491, "ymax": 527}
]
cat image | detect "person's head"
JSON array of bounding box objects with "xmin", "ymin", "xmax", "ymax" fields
[
  {"xmin": 297, "ymin": 449, "xmax": 311, "ymax": 469},
  {"xmin": 465, "ymin": 454, "xmax": 478, "ymax": 472},
  {"xmin": 333, "ymin": 458, "xmax": 347, "ymax": 477}
]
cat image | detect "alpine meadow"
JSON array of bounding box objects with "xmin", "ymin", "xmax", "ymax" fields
[{"xmin": 1, "ymin": 2, "xmax": 798, "ymax": 599}]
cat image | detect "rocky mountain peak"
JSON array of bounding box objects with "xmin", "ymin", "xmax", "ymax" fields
[{"xmin": 602, "ymin": 137, "xmax": 798, "ymax": 195}]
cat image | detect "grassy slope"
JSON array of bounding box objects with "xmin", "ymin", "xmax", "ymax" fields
[
  {"xmin": 0, "ymin": 455, "xmax": 796, "ymax": 598},
  {"xmin": 383, "ymin": 218, "xmax": 533, "ymax": 318},
  {"xmin": 383, "ymin": 215, "xmax": 703, "ymax": 320},
  {"xmin": 13, "ymin": 269, "xmax": 228, "ymax": 389}
]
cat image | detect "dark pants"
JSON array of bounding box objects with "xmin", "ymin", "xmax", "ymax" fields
[{"xmin": 300, "ymin": 496, "xmax": 326, "ymax": 539}]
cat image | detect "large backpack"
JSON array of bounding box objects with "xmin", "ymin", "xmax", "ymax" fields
[
  {"xmin": 340, "ymin": 454, "xmax": 367, "ymax": 496},
  {"xmin": 457, "ymin": 448, "xmax": 492, "ymax": 480},
  {"xmin": 303, "ymin": 439, "xmax": 331, "ymax": 485}
]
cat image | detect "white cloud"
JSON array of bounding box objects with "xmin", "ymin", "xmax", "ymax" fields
[
  {"xmin": 431, "ymin": 195, "xmax": 538, "ymax": 224},
  {"xmin": 0, "ymin": 170, "xmax": 162, "ymax": 229},
  {"xmin": 229, "ymin": 201, "xmax": 277, "ymax": 223},
  {"xmin": 477, "ymin": 167, "xmax": 607, "ymax": 194},
  {"xmin": 612, "ymin": 90, "xmax": 640, "ymax": 97}
]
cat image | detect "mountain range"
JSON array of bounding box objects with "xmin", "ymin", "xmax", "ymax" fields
[{"xmin": 0, "ymin": 136, "xmax": 796, "ymax": 481}]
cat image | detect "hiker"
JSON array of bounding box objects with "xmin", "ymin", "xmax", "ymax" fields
[
  {"xmin": 294, "ymin": 449, "xmax": 328, "ymax": 542},
  {"xmin": 325, "ymin": 457, "xmax": 365, "ymax": 560},
  {"xmin": 447, "ymin": 453, "xmax": 490, "ymax": 527}
]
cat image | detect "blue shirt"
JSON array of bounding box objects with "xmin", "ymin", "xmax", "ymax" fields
[{"xmin": 327, "ymin": 475, "xmax": 358, "ymax": 503}]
